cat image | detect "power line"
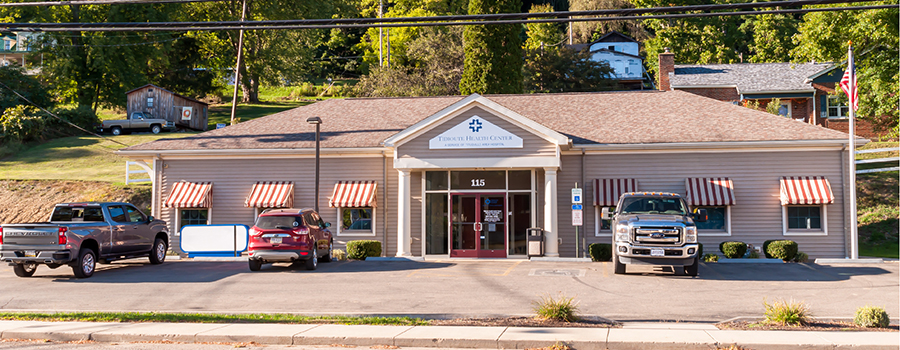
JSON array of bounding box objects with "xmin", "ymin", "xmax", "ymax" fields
[
  {"xmin": 1, "ymin": 0, "xmax": 881, "ymax": 30},
  {"xmin": 4, "ymin": 5, "xmax": 895, "ymax": 32},
  {"xmin": 0, "ymin": 0, "xmax": 227, "ymax": 7}
]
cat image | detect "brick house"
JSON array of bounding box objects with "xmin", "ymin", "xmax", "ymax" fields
[{"xmin": 657, "ymin": 49, "xmax": 880, "ymax": 138}]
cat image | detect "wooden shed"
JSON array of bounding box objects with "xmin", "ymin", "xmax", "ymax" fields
[{"xmin": 126, "ymin": 84, "xmax": 209, "ymax": 131}]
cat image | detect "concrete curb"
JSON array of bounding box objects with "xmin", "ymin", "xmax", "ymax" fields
[
  {"xmin": 529, "ymin": 257, "xmax": 593, "ymax": 262},
  {"xmin": 365, "ymin": 257, "xmax": 426, "ymax": 262},
  {"xmin": 1, "ymin": 320, "xmax": 897, "ymax": 350},
  {"xmin": 716, "ymin": 258, "xmax": 784, "ymax": 264},
  {"xmin": 815, "ymin": 258, "xmax": 884, "ymax": 264}
]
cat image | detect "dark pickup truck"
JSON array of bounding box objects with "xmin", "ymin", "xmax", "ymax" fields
[{"xmin": 0, "ymin": 202, "xmax": 169, "ymax": 278}]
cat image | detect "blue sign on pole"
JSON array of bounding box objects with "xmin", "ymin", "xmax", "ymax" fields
[{"xmin": 572, "ymin": 204, "xmax": 583, "ymax": 210}]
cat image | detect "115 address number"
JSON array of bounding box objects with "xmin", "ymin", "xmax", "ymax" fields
[{"xmin": 471, "ymin": 179, "xmax": 485, "ymax": 187}]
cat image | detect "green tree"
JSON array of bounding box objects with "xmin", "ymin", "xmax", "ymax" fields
[
  {"xmin": 0, "ymin": 66, "xmax": 52, "ymax": 116},
  {"xmin": 524, "ymin": 4, "xmax": 564, "ymax": 51},
  {"xmin": 743, "ymin": 14, "xmax": 799, "ymax": 63},
  {"xmin": 569, "ymin": 0, "xmax": 648, "ymax": 44},
  {"xmin": 459, "ymin": 0, "xmax": 524, "ymax": 95},
  {"xmin": 523, "ymin": 47, "xmax": 615, "ymax": 93},
  {"xmin": 791, "ymin": 4, "xmax": 899, "ymax": 136}
]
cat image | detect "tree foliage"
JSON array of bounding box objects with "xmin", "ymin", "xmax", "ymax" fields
[
  {"xmin": 743, "ymin": 14, "xmax": 799, "ymax": 63},
  {"xmin": 459, "ymin": 0, "xmax": 523, "ymax": 95},
  {"xmin": 524, "ymin": 47, "xmax": 615, "ymax": 93},
  {"xmin": 569, "ymin": 0, "xmax": 648, "ymax": 43},
  {"xmin": 791, "ymin": 4, "xmax": 899, "ymax": 135},
  {"xmin": 0, "ymin": 66, "xmax": 52, "ymax": 116}
]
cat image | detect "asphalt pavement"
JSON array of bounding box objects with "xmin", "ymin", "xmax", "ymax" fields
[{"xmin": 0, "ymin": 258, "xmax": 896, "ymax": 322}]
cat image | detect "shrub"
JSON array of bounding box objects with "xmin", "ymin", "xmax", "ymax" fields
[
  {"xmin": 762, "ymin": 240, "xmax": 775, "ymax": 258},
  {"xmin": 0, "ymin": 105, "xmax": 45, "ymax": 143},
  {"xmin": 589, "ymin": 243, "xmax": 611, "ymax": 262},
  {"xmin": 763, "ymin": 298, "xmax": 811, "ymax": 326},
  {"xmin": 702, "ymin": 253, "xmax": 719, "ymax": 262},
  {"xmin": 49, "ymin": 106, "xmax": 99, "ymax": 137},
  {"xmin": 346, "ymin": 240, "xmax": 381, "ymax": 260},
  {"xmin": 854, "ymin": 306, "xmax": 890, "ymax": 328},
  {"xmin": 793, "ymin": 252, "xmax": 808, "ymax": 263},
  {"xmin": 533, "ymin": 293, "xmax": 579, "ymax": 322},
  {"xmin": 747, "ymin": 250, "xmax": 759, "ymax": 259},
  {"xmin": 767, "ymin": 240, "xmax": 799, "ymax": 261},
  {"xmin": 720, "ymin": 241, "xmax": 748, "ymax": 259},
  {"xmin": 331, "ymin": 249, "xmax": 347, "ymax": 261}
]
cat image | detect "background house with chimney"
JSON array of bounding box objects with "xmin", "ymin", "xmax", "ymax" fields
[
  {"xmin": 581, "ymin": 32, "xmax": 654, "ymax": 90},
  {"xmin": 656, "ymin": 49, "xmax": 879, "ymax": 138}
]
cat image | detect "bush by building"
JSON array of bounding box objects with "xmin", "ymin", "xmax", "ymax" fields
[
  {"xmin": 589, "ymin": 243, "xmax": 612, "ymax": 261},
  {"xmin": 346, "ymin": 240, "xmax": 382, "ymax": 260}
]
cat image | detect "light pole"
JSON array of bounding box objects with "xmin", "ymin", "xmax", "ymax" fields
[{"xmin": 306, "ymin": 116, "xmax": 322, "ymax": 212}]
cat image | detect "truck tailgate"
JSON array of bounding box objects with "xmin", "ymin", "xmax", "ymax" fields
[{"xmin": 2, "ymin": 226, "xmax": 59, "ymax": 246}]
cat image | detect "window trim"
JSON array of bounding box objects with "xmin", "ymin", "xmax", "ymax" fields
[
  {"xmin": 782, "ymin": 205, "xmax": 827, "ymax": 236},
  {"xmin": 594, "ymin": 206, "xmax": 612, "ymax": 237},
  {"xmin": 175, "ymin": 208, "xmax": 210, "ymax": 235},
  {"xmin": 697, "ymin": 206, "xmax": 731, "ymax": 237},
  {"xmin": 336, "ymin": 207, "xmax": 376, "ymax": 236},
  {"xmin": 826, "ymin": 95, "xmax": 849, "ymax": 120}
]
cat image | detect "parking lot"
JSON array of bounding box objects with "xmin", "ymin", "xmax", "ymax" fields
[{"xmin": 0, "ymin": 259, "xmax": 896, "ymax": 322}]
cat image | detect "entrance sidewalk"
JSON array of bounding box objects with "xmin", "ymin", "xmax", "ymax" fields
[{"xmin": 0, "ymin": 320, "xmax": 896, "ymax": 350}]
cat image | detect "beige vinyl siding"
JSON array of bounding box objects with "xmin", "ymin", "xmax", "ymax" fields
[
  {"xmin": 556, "ymin": 150, "xmax": 846, "ymax": 259},
  {"xmin": 159, "ymin": 156, "xmax": 392, "ymax": 254},
  {"xmin": 396, "ymin": 106, "xmax": 556, "ymax": 159}
]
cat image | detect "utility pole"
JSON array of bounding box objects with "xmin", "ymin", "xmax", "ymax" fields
[
  {"xmin": 229, "ymin": 0, "xmax": 247, "ymax": 126},
  {"xmin": 378, "ymin": 0, "xmax": 383, "ymax": 67},
  {"xmin": 568, "ymin": 17, "xmax": 572, "ymax": 45}
]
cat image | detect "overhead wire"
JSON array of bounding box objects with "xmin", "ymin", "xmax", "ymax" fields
[{"xmin": 0, "ymin": 0, "xmax": 229, "ymax": 7}]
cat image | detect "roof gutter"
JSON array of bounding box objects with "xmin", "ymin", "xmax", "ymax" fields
[
  {"xmin": 116, "ymin": 147, "xmax": 390, "ymax": 158},
  {"xmin": 574, "ymin": 139, "xmax": 866, "ymax": 152}
]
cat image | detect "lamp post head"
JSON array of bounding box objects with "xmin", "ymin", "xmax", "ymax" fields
[{"xmin": 306, "ymin": 116, "xmax": 322, "ymax": 125}]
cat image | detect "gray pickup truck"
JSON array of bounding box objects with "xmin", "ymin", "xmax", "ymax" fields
[
  {"xmin": 602, "ymin": 192, "xmax": 707, "ymax": 276},
  {"xmin": 0, "ymin": 202, "xmax": 169, "ymax": 278},
  {"xmin": 99, "ymin": 112, "xmax": 174, "ymax": 135}
]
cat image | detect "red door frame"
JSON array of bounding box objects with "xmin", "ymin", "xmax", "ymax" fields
[{"xmin": 449, "ymin": 192, "xmax": 507, "ymax": 258}]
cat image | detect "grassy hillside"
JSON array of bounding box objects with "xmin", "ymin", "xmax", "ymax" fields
[{"xmin": 856, "ymin": 142, "xmax": 899, "ymax": 258}]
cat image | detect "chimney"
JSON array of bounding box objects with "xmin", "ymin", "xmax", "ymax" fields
[{"xmin": 658, "ymin": 47, "xmax": 674, "ymax": 91}]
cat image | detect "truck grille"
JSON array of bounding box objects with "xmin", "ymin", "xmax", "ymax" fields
[{"xmin": 633, "ymin": 227, "xmax": 681, "ymax": 245}]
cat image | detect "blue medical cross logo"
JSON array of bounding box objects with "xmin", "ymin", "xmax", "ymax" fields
[{"xmin": 468, "ymin": 119, "xmax": 483, "ymax": 132}]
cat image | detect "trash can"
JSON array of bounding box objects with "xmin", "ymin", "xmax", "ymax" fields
[{"xmin": 527, "ymin": 228, "xmax": 544, "ymax": 258}]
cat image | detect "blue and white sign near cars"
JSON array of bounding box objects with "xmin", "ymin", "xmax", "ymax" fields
[
  {"xmin": 429, "ymin": 115, "xmax": 523, "ymax": 149},
  {"xmin": 572, "ymin": 204, "xmax": 583, "ymax": 210},
  {"xmin": 571, "ymin": 188, "xmax": 582, "ymax": 204}
]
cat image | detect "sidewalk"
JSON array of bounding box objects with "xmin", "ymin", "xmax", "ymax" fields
[{"xmin": 0, "ymin": 320, "xmax": 896, "ymax": 350}]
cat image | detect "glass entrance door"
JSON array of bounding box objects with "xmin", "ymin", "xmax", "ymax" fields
[{"xmin": 451, "ymin": 194, "xmax": 506, "ymax": 257}]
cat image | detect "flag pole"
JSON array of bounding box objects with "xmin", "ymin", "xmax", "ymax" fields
[{"xmin": 847, "ymin": 42, "xmax": 858, "ymax": 260}]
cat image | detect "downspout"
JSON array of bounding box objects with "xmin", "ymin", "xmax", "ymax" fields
[
  {"xmin": 581, "ymin": 147, "xmax": 586, "ymax": 258},
  {"xmin": 382, "ymin": 150, "xmax": 388, "ymax": 257},
  {"xmin": 812, "ymin": 92, "xmax": 818, "ymax": 125},
  {"xmin": 152, "ymin": 154, "xmax": 161, "ymax": 218}
]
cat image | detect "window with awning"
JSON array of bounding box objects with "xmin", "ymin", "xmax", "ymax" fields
[
  {"xmin": 164, "ymin": 181, "xmax": 212, "ymax": 208},
  {"xmin": 244, "ymin": 181, "xmax": 294, "ymax": 208},
  {"xmin": 685, "ymin": 178, "xmax": 736, "ymax": 206},
  {"xmin": 329, "ymin": 181, "xmax": 377, "ymax": 208},
  {"xmin": 593, "ymin": 178, "xmax": 638, "ymax": 207},
  {"xmin": 779, "ymin": 176, "xmax": 834, "ymax": 205}
]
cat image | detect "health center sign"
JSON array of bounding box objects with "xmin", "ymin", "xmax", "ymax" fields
[{"xmin": 429, "ymin": 116, "xmax": 523, "ymax": 149}]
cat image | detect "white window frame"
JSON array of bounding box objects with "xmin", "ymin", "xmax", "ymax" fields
[
  {"xmin": 594, "ymin": 206, "xmax": 613, "ymax": 237},
  {"xmin": 778, "ymin": 101, "xmax": 791, "ymax": 118},
  {"xmin": 147, "ymin": 97, "xmax": 154, "ymax": 107},
  {"xmin": 827, "ymin": 96, "xmax": 849, "ymax": 119},
  {"xmin": 336, "ymin": 207, "xmax": 376, "ymax": 237},
  {"xmin": 697, "ymin": 206, "xmax": 731, "ymax": 237},
  {"xmin": 782, "ymin": 205, "xmax": 827, "ymax": 236},
  {"xmin": 175, "ymin": 208, "xmax": 210, "ymax": 235}
]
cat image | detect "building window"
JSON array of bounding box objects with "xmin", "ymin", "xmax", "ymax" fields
[
  {"xmin": 778, "ymin": 102, "xmax": 791, "ymax": 118},
  {"xmin": 783, "ymin": 205, "xmax": 827, "ymax": 236},
  {"xmin": 696, "ymin": 206, "xmax": 730, "ymax": 236},
  {"xmin": 180, "ymin": 209, "xmax": 209, "ymax": 229},
  {"xmin": 147, "ymin": 97, "xmax": 154, "ymax": 107},
  {"xmin": 594, "ymin": 206, "xmax": 616, "ymax": 236},
  {"xmin": 338, "ymin": 207, "xmax": 375, "ymax": 236},
  {"xmin": 827, "ymin": 96, "xmax": 849, "ymax": 119},
  {"xmin": 3, "ymin": 40, "xmax": 10, "ymax": 51}
]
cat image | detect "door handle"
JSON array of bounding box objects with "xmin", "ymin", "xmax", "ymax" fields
[{"xmin": 474, "ymin": 222, "xmax": 483, "ymax": 232}]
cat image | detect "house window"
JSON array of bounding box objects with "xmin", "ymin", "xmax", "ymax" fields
[
  {"xmin": 3, "ymin": 40, "xmax": 10, "ymax": 51},
  {"xmin": 337, "ymin": 207, "xmax": 375, "ymax": 236},
  {"xmin": 147, "ymin": 97, "xmax": 154, "ymax": 107},
  {"xmin": 696, "ymin": 206, "xmax": 730, "ymax": 236},
  {"xmin": 180, "ymin": 209, "xmax": 209, "ymax": 229},
  {"xmin": 778, "ymin": 102, "xmax": 791, "ymax": 118},
  {"xmin": 787, "ymin": 206, "xmax": 821, "ymax": 229},
  {"xmin": 594, "ymin": 206, "xmax": 616, "ymax": 236},
  {"xmin": 827, "ymin": 96, "xmax": 849, "ymax": 119}
]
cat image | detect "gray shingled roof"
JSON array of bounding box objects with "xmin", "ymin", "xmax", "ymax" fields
[
  {"xmin": 122, "ymin": 90, "xmax": 850, "ymax": 152},
  {"xmin": 670, "ymin": 63, "xmax": 833, "ymax": 93}
]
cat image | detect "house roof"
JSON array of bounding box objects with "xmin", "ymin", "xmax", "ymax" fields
[
  {"xmin": 125, "ymin": 84, "xmax": 209, "ymax": 106},
  {"xmin": 670, "ymin": 62, "xmax": 833, "ymax": 93},
  {"xmin": 593, "ymin": 31, "xmax": 638, "ymax": 44},
  {"xmin": 588, "ymin": 48, "xmax": 643, "ymax": 60},
  {"xmin": 121, "ymin": 90, "xmax": 851, "ymax": 153}
]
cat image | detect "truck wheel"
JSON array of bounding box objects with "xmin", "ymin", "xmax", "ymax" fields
[
  {"xmin": 149, "ymin": 237, "xmax": 167, "ymax": 265},
  {"xmin": 248, "ymin": 259, "xmax": 262, "ymax": 271},
  {"xmin": 613, "ymin": 253, "xmax": 626, "ymax": 275},
  {"xmin": 111, "ymin": 127, "xmax": 122, "ymax": 136},
  {"xmin": 319, "ymin": 240, "xmax": 332, "ymax": 263},
  {"xmin": 150, "ymin": 124, "xmax": 162, "ymax": 134},
  {"xmin": 72, "ymin": 248, "xmax": 96, "ymax": 278},
  {"xmin": 685, "ymin": 257, "xmax": 699, "ymax": 277},
  {"xmin": 305, "ymin": 247, "xmax": 318, "ymax": 271},
  {"xmin": 13, "ymin": 263, "xmax": 37, "ymax": 277}
]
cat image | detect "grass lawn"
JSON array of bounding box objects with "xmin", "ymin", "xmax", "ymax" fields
[
  {"xmin": 0, "ymin": 133, "xmax": 197, "ymax": 184},
  {"xmin": 206, "ymin": 101, "xmax": 309, "ymax": 130},
  {"xmin": 856, "ymin": 142, "xmax": 899, "ymax": 259}
]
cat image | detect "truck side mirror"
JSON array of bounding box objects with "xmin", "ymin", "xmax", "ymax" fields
[
  {"xmin": 601, "ymin": 207, "xmax": 612, "ymax": 220},
  {"xmin": 324, "ymin": 222, "xmax": 331, "ymax": 228},
  {"xmin": 693, "ymin": 208, "xmax": 708, "ymax": 222},
  {"xmin": 147, "ymin": 215, "xmax": 154, "ymax": 222}
]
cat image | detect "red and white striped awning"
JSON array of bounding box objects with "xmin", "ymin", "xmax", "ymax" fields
[
  {"xmin": 780, "ymin": 176, "xmax": 834, "ymax": 205},
  {"xmin": 164, "ymin": 181, "xmax": 212, "ymax": 208},
  {"xmin": 685, "ymin": 178, "xmax": 736, "ymax": 206},
  {"xmin": 593, "ymin": 179, "xmax": 638, "ymax": 207},
  {"xmin": 329, "ymin": 181, "xmax": 377, "ymax": 208},
  {"xmin": 245, "ymin": 181, "xmax": 294, "ymax": 208}
]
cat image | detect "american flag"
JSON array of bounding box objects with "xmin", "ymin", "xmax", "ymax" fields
[{"xmin": 839, "ymin": 51, "xmax": 858, "ymax": 111}]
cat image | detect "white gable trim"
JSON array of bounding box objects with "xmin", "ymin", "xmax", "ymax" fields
[{"xmin": 383, "ymin": 93, "xmax": 570, "ymax": 148}]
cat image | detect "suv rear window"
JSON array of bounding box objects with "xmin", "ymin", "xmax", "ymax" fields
[
  {"xmin": 51, "ymin": 207, "xmax": 105, "ymax": 222},
  {"xmin": 256, "ymin": 216, "xmax": 303, "ymax": 230}
]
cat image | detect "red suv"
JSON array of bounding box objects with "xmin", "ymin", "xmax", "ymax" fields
[{"xmin": 248, "ymin": 208, "xmax": 333, "ymax": 271}]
